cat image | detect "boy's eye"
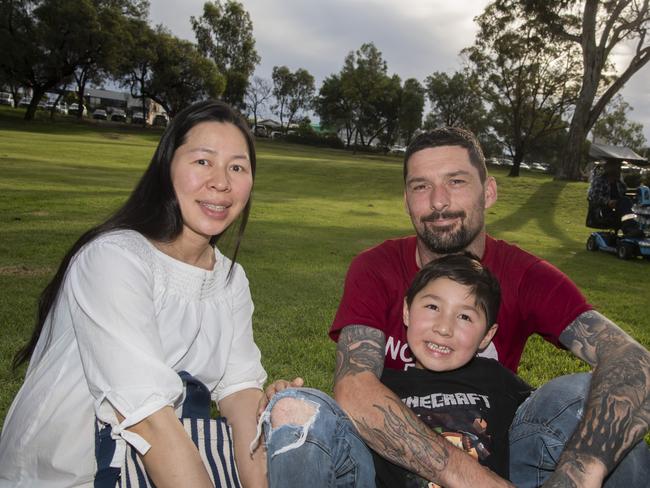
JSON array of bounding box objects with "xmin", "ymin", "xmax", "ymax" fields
[
  {"xmin": 425, "ymin": 304, "xmax": 439, "ymax": 311},
  {"xmin": 458, "ymin": 313, "xmax": 472, "ymax": 322}
]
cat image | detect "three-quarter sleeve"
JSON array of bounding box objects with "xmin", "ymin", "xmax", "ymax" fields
[
  {"xmin": 213, "ymin": 266, "xmax": 267, "ymax": 403},
  {"xmin": 66, "ymin": 240, "xmax": 183, "ymax": 455}
]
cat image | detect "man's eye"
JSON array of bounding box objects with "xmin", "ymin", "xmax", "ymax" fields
[{"xmin": 196, "ymin": 159, "xmax": 209, "ymax": 166}]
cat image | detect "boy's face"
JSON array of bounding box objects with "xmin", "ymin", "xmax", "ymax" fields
[{"xmin": 404, "ymin": 277, "xmax": 498, "ymax": 372}]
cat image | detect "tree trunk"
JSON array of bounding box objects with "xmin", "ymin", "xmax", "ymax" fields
[
  {"xmin": 556, "ymin": 0, "xmax": 600, "ymax": 181},
  {"xmin": 508, "ymin": 150, "xmax": 523, "ymax": 177},
  {"xmin": 24, "ymin": 88, "xmax": 46, "ymax": 121}
]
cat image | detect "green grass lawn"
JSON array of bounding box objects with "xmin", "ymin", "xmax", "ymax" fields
[{"xmin": 1, "ymin": 106, "xmax": 649, "ymax": 429}]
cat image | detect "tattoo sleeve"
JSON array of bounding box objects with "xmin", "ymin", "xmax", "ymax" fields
[
  {"xmin": 334, "ymin": 325, "xmax": 498, "ymax": 485},
  {"xmin": 557, "ymin": 310, "xmax": 650, "ymax": 479}
]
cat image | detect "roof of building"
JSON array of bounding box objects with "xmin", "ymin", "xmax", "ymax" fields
[{"xmin": 589, "ymin": 143, "xmax": 648, "ymax": 164}]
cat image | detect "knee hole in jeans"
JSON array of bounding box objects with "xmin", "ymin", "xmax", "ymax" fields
[{"xmin": 270, "ymin": 397, "xmax": 317, "ymax": 428}]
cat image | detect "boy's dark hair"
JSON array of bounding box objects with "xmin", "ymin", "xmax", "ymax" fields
[
  {"xmin": 403, "ymin": 127, "xmax": 487, "ymax": 183},
  {"xmin": 405, "ymin": 253, "xmax": 501, "ymax": 328}
]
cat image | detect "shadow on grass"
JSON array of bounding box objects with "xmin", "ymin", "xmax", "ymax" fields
[{"xmin": 489, "ymin": 180, "xmax": 573, "ymax": 247}]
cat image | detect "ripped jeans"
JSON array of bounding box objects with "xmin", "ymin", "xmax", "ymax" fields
[
  {"xmin": 258, "ymin": 375, "xmax": 650, "ymax": 488},
  {"xmin": 259, "ymin": 388, "xmax": 376, "ymax": 488}
]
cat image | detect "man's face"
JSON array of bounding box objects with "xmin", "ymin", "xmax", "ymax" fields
[{"xmin": 404, "ymin": 146, "xmax": 496, "ymax": 256}]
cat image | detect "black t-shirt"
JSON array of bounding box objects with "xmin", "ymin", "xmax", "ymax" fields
[{"xmin": 373, "ymin": 358, "xmax": 533, "ymax": 487}]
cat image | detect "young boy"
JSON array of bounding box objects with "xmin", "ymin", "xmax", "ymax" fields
[{"xmin": 373, "ymin": 253, "xmax": 533, "ymax": 487}]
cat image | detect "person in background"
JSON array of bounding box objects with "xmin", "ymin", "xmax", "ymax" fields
[{"xmin": 588, "ymin": 159, "xmax": 643, "ymax": 236}]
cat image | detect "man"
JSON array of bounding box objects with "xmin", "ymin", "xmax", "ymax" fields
[
  {"xmin": 587, "ymin": 160, "xmax": 642, "ymax": 237},
  {"xmin": 262, "ymin": 128, "xmax": 650, "ymax": 487}
]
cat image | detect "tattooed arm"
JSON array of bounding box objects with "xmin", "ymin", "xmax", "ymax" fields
[
  {"xmin": 333, "ymin": 325, "xmax": 513, "ymax": 487},
  {"xmin": 543, "ymin": 310, "xmax": 650, "ymax": 488}
]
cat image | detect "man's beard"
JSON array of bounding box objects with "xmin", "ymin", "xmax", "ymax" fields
[{"xmin": 417, "ymin": 209, "xmax": 482, "ymax": 254}]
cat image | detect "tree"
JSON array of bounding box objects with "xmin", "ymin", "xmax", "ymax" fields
[
  {"xmin": 425, "ymin": 70, "xmax": 488, "ymax": 137},
  {"xmin": 341, "ymin": 42, "xmax": 402, "ymax": 147},
  {"xmin": 315, "ymin": 74, "xmax": 355, "ymax": 145},
  {"xmin": 191, "ymin": 0, "xmax": 260, "ymax": 108},
  {"xmin": 592, "ymin": 94, "xmax": 647, "ymax": 152},
  {"xmin": 489, "ymin": 0, "xmax": 650, "ymax": 180},
  {"xmin": 0, "ymin": 0, "xmax": 147, "ymax": 120},
  {"xmin": 316, "ymin": 43, "xmax": 406, "ymax": 149},
  {"xmin": 244, "ymin": 76, "xmax": 271, "ymax": 128},
  {"xmin": 117, "ymin": 25, "xmax": 225, "ymax": 118},
  {"xmin": 144, "ymin": 28, "xmax": 224, "ymax": 117},
  {"xmin": 271, "ymin": 66, "xmax": 315, "ymax": 131},
  {"xmin": 466, "ymin": 5, "xmax": 582, "ymax": 176},
  {"xmin": 398, "ymin": 78, "xmax": 425, "ymax": 145}
]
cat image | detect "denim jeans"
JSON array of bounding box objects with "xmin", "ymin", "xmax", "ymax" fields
[
  {"xmin": 261, "ymin": 388, "xmax": 376, "ymax": 488},
  {"xmin": 509, "ymin": 372, "xmax": 650, "ymax": 487}
]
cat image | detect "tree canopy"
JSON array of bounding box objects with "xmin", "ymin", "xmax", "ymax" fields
[
  {"xmin": 191, "ymin": 0, "xmax": 259, "ymax": 108},
  {"xmin": 484, "ymin": 0, "xmax": 650, "ymax": 179}
]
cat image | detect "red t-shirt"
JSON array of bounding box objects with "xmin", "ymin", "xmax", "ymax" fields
[{"xmin": 329, "ymin": 235, "xmax": 592, "ymax": 373}]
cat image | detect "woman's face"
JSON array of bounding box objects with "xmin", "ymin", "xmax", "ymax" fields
[{"xmin": 170, "ymin": 121, "xmax": 253, "ymax": 245}]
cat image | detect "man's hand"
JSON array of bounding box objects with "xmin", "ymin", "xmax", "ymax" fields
[{"xmin": 257, "ymin": 377, "xmax": 304, "ymax": 418}]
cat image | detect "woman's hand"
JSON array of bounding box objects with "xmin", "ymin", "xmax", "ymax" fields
[{"xmin": 257, "ymin": 377, "xmax": 304, "ymax": 417}]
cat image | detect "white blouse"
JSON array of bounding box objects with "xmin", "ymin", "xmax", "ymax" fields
[{"xmin": 0, "ymin": 230, "xmax": 267, "ymax": 487}]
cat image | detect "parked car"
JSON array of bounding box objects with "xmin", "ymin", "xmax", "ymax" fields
[
  {"xmin": 18, "ymin": 96, "xmax": 32, "ymax": 108},
  {"xmin": 37, "ymin": 99, "xmax": 48, "ymax": 110},
  {"xmin": 531, "ymin": 162, "xmax": 550, "ymax": 173},
  {"xmin": 68, "ymin": 103, "xmax": 87, "ymax": 116},
  {"xmin": 92, "ymin": 109, "xmax": 108, "ymax": 120},
  {"xmin": 152, "ymin": 114, "xmax": 168, "ymax": 127},
  {"xmin": 253, "ymin": 125, "xmax": 269, "ymax": 137},
  {"xmin": 389, "ymin": 145, "xmax": 406, "ymax": 155},
  {"xmin": 0, "ymin": 92, "xmax": 14, "ymax": 106},
  {"xmin": 45, "ymin": 101, "xmax": 68, "ymax": 114},
  {"xmin": 131, "ymin": 111, "xmax": 145, "ymax": 124},
  {"xmin": 110, "ymin": 109, "xmax": 127, "ymax": 122}
]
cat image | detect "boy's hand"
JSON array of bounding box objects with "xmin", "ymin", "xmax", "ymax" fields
[{"xmin": 257, "ymin": 377, "xmax": 304, "ymax": 417}]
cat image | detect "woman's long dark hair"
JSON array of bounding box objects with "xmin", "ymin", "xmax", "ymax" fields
[{"xmin": 13, "ymin": 100, "xmax": 256, "ymax": 370}]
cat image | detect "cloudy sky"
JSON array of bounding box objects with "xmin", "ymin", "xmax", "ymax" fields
[{"xmin": 149, "ymin": 0, "xmax": 650, "ymax": 141}]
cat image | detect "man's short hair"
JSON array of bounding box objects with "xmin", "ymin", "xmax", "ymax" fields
[
  {"xmin": 403, "ymin": 127, "xmax": 487, "ymax": 183},
  {"xmin": 405, "ymin": 253, "xmax": 501, "ymax": 328}
]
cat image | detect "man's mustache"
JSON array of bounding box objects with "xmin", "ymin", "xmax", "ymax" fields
[{"xmin": 421, "ymin": 210, "xmax": 466, "ymax": 223}]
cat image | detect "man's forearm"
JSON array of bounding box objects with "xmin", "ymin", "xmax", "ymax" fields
[
  {"xmin": 552, "ymin": 311, "xmax": 650, "ymax": 486},
  {"xmin": 336, "ymin": 374, "xmax": 511, "ymax": 487}
]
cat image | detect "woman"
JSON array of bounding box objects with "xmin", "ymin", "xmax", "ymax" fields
[{"xmin": 0, "ymin": 101, "xmax": 267, "ymax": 487}]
